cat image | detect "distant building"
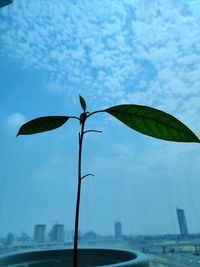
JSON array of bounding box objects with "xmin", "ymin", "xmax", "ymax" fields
[
  {"xmin": 82, "ymin": 230, "xmax": 97, "ymax": 240},
  {"xmin": 34, "ymin": 224, "xmax": 46, "ymax": 242},
  {"xmin": 114, "ymin": 222, "xmax": 122, "ymax": 238},
  {"xmin": 176, "ymin": 208, "xmax": 188, "ymax": 235},
  {"xmin": 49, "ymin": 224, "xmax": 64, "ymax": 242},
  {"xmin": 0, "ymin": 0, "xmax": 13, "ymax": 8},
  {"xmin": 18, "ymin": 231, "xmax": 31, "ymax": 242},
  {"xmin": 6, "ymin": 233, "xmax": 15, "ymax": 246}
]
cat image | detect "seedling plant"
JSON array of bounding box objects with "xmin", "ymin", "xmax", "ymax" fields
[{"xmin": 17, "ymin": 96, "xmax": 199, "ymax": 267}]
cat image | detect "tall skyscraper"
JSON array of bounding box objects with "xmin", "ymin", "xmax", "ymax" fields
[
  {"xmin": 34, "ymin": 224, "xmax": 46, "ymax": 242},
  {"xmin": 49, "ymin": 224, "xmax": 64, "ymax": 242},
  {"xmin": 114, "ymin": 221, "xmax": 122, "ymax": 238},
  {"xmin": 176, "ymin": 208, "xmax": 189, "ymax": 235}
]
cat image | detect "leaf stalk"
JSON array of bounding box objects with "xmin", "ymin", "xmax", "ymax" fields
[
  {"xmin": 84, "ymin": 130, "xmax": 102, "ymax": 135},
  {"xmin": 81, "ymin": 173, "xmax": 95, "ymax": 180}
]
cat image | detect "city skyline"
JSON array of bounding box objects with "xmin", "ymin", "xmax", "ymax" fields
[{"xmin": 0, "ymin": 212, "xmax": 198, "ymax": 241}]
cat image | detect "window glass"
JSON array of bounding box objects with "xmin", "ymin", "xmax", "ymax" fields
[{"xmin": 1, "ymin": 1, "xmax": 200, "ymax": 266}]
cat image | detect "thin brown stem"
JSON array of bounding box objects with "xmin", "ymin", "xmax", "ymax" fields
[
  {"xmin": 72, "ymin": 111, "xmax": 102, "ymax": 267},
  {"xmin": 73, "ymin": 119, "xmax": 85, "ymax": 267}
]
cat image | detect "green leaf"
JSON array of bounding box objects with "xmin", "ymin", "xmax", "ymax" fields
[
  {"xmin": 79, "ymin": 95, "xmax": 86, "ymax": 112},
  {"xmin": 17, "ymin": 116, "xmax": 70, "ymax": 136},
  {"xmin": 105, "ymin": 105, "xmax": 200, "ymax": 143}
]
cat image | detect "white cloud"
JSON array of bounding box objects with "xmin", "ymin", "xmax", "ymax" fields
[
  {"xmin": 0, "ymin": 0, "xmax": 200, "ymax": 118},
  {"xmin": 6, "ymin": 113, "xmax": 27, "ymax": 129}
]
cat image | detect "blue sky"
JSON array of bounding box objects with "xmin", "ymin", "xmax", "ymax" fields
[{"xmin": 0, "ymin": 0, "xmax": 200, "ymax": 238}]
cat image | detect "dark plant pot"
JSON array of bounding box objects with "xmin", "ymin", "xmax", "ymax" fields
[{"xmin": 0, "ymin": 248, "xmax": 149, "ymax": 266}]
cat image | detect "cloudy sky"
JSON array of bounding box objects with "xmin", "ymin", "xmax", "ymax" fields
[{"xmin": 0, "ymin": 0, "xmax": 200, "ymax": 238}]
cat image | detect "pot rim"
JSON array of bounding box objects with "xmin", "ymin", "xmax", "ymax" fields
[{"xmin": 0, "ymin": 247, "xmax": 149, "ymax": 267}]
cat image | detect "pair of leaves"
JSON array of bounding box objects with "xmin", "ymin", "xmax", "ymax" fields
[{"xmin": 17, "ymin": 104, "xmax": 200, "ymax": 143}]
